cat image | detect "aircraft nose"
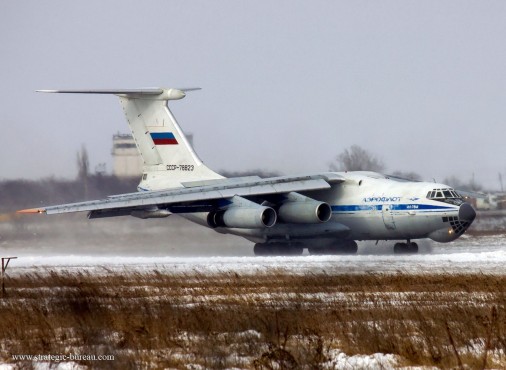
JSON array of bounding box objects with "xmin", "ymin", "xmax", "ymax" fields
[{"xmin": 459, "ymin": 202, "xmax": 476, "ymax": 222}]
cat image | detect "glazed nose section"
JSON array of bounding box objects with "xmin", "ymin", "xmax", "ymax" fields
[{"xmin": 459, "ymin": 202, "xmax": 476, "ymax": 222}]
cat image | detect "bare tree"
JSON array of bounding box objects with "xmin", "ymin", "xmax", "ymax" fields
[
  {"xmin": 76, "ymin": 145, "xmax": 89, "ymax": 180},
  {"xmin": 330, "ymin": 145, "xmax": 385, "ymax": 172},
  {"xmin": 443, "ymin": 174, "xmax": 483, "ymax": 191},
  {"xmin": 76, "ymin": 145, "xmax": 89, "ymax": 198}
]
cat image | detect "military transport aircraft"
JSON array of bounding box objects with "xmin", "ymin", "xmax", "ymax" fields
[{"xmin": 18, "ymin": 88, "xmax": 476, "ymax": 255}]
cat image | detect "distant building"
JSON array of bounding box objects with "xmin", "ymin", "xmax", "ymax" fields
[
  {"xmin": 112, "ymin": 134, "xmax": 143, "ymax": 178},
  {"xmin": 111, "ymin": 132, "xmax": 194, "ymax": 178},
  {"xmin": 475, "ymin": 192, "xmax": 506, "ymax": 211}
]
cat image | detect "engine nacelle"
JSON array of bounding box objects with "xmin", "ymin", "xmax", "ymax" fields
[
  {"xmin": 278, "ymin": 201, "xmax": 332, "ymax": 224},
  {"xmin": 207, "ymin": 206, "xmax": 277, "ymax": 229}
]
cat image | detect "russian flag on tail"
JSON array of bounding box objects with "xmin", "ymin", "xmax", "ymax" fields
[{"xmin": 150, "ymin": 132, "xmax": 178, "ymax": 145}]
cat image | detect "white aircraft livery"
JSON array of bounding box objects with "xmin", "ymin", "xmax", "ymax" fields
[{"xmin": 19, "ymin": 88, "xmax": 476, "ymax": 255}]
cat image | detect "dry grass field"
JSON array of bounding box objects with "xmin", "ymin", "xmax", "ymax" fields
[{"xmin": 0, "ymin": 270, "xmax": 505, "ymax": 369}]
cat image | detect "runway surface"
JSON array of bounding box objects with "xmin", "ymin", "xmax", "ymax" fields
[{"xmin": 6, "ymin": 234, "xmax": 506, "ymax": 275}]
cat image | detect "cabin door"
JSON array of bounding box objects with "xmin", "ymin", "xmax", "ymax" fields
[{"xmin": 382, "ymin": 205, "xmax": 396, "ymax": 230}]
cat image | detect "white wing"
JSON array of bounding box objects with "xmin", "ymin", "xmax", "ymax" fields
[{"xmin": 18, "ymin": 173, "xmax": 344, "ymax": 219}]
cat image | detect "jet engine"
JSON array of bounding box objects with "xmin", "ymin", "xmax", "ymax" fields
[
  {"xmin": 207, "ymin": 206, "xmax": 277, "ymax": 229},
  {"xmin": 277, "ymin": 193, "xmax": 332, "ymax": 224},
  {"xmin": 206, "ymin": 195, "xmax": 277, "ymax": 229}
]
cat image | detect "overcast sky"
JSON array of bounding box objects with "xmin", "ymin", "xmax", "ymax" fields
[{"xmin": 1, "ymin": 1, "xmax": 505, "ymax": 189}]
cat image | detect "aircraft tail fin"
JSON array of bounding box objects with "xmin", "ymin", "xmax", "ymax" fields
[{"xmin": 39, "ymin": 88, "xmax": 223, "ymax": 190}]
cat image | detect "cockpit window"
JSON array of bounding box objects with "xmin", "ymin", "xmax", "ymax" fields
[
  {"xmin": 427, "ymin": 188, "xmax": 464, "ymax": 205},
  {"xmin": 454, "ymin": 191, "xmax": 461, "ymax": 198}
]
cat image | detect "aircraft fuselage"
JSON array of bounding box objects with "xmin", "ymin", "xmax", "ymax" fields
[{"xmin": 185, "ymin": 172, "xmax": 475, "ymax": 247}]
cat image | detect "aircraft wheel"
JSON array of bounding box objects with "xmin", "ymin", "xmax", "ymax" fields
[
  {"xmin": 326, "ymin": 240, "xmax": 358, "ymax": 255},
  {"xmin": 393, "ymin": 242, "xmax": 418, "ymax": 254},
  {"xmin": 308, "ymin": 247, "xmax": 327, "ymax": 255},
  {"xmin": 393, "ymin": 243, "xmax": 404, "ymax": 254},
  {"xmin": 308, "ymin": 240, "xmax": 358, "ymax": 255},
  {"xmin": 409, "ymin": 242, "xmax": 419, "ymax": 253},
  {"xmin": 254, "ymin": 243, "xmax": 271, "ymax": 256},
  {"xmin": 338, "ymin": 240, "xmax": 358, "ymax": 254},
  {"xmin": 271, "ymin": 243, "xmax": 303, "ymax": 256},
  {"xmin": 254, "ymin": 243, "xmax": 303, "ymax": 256}
]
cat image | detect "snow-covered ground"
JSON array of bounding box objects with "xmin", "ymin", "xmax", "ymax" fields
[
  {"xmin": 1, "ymin": 229, "xmax": 504, "ymax": 369},
  {"xmin": 1, "ymin": 215, "xmax": 504, "ymax": 275},
  {"xmin": 5, "ymin": 234, "xmax": 506, "ymax": 276}
]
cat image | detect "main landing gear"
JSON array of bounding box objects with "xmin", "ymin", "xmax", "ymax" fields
[
  {"xmin": 393, "ymin": 240, "xmax": 419, "ymax": 254},
  {"xmin": 253, "ymin": 243, "xmax": 303, "ymax": 256},
  {"xmin": 308, "ymin": 240, "xmax": 358, "ymax": 255},
  {"xmin": 253, "ymin": 240, "xmax": 359, "ymax": 256}
]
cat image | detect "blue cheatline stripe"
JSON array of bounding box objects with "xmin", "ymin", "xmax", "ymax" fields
[
  {"xmin": 150, "ymin": 132, "xmax": 175, "ymax": 140},
  {"xmin": 331, "ymin": 204, "xmax": 456, "ymax": 212},
  {"xmin": 332, "ymin": 205, "xmax": 382, "ymax": 212},
  {"xmin": 390, "ymin": 204, "xmax": 454, "ymax": 211}
]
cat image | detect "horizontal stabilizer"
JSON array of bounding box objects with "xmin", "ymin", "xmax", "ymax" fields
[
  {"xmin": 37, "ymin": 89, "xmax": 165, "ymax": 95},
  {"xmin": 36, "ymin": 88, "xmax": 202, "ymax": 101},
  {"xmin": 37, "ymin": 88, "xmax": 201, "ymax": 94}
]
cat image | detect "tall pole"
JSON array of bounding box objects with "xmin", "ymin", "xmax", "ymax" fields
[
  {"xmin": 1, "ymin": 257, "xmax": 17, "ymax": 297},
  {"xmin": 2, "ymin": 258, "xmax": 5, "ymax": 296}
]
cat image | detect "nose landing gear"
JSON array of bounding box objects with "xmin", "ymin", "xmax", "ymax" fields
[{"xmin": 393, "ymin": 240, "xmax": 419, "ymax": 254}]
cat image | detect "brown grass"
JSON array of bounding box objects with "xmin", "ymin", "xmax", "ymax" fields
[{"xmin": 0, "ymin": 270, "xmax": 505, "ymax": 369}]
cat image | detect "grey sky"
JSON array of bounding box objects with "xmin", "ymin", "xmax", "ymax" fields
[{"xmin": 1, "ymin": 1, "xmax": 505, "ymax": 189}]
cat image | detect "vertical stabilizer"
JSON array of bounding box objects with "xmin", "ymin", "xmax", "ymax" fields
[{"xmin": 38, "ymin": 88, "xmax": 224, "ymax": 190}]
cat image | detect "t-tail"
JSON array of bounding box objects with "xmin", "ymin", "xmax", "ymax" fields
[{"xmin": 38, "ymin": 88, "xmax": 224, "ymax": 190}]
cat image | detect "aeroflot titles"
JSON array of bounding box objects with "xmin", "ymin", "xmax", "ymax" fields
[{"xmin": 363, "ymin": 196, "xmax": 402, "ymax": 203}]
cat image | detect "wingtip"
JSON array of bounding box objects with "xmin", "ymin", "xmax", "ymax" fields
[{"xmin": 17, "ymin": 208, "xmax": 46, "ymax": 214}]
